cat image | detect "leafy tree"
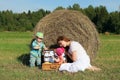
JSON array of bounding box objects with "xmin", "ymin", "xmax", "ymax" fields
[
  {"xmin": 84, "ymin": 5, "xmax": 96, "ymax": 21},
  {"xmin": 54, "ymin": 6, "xmax": 65, "ymax": 11},
  {"xmin": 93, "ymin": 6, "xmax": 109, "ymax": 33},
  {"xmin": 67, "ymin": 5, "xmax": 72, "ymax": 10},
  {"xmin": 67, "ymin": 4, "xmax": 81, "ymax": 11},
  {"xmin": 72, "ymin": 3, "xmax": 81, "ymax": 11},
  {"xmin": 108, "ymin": 11, "xmax": 120, "ymax": 34},
  {"xmin": 67, "ymin": 3, "xmax": 84, "ymax": 14}
]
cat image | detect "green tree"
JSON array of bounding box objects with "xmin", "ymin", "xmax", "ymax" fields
[
  {"xmin": 72, "ymin": 3, "xmax": 81, "ymax": 11},
  {"xmin": 84, "ymin": 5, "xmax": 96, "ymax": 21},
  {"xmin": 107, "ymin": 11, "xmax": 120, "ymax": 34},
  {"xmin": 54, "ymin": 6, "xmax": 65, "ymax": 11},
  {"xmin": 93, "ymin": 6, "xmax": 109, "ymax": 33},
  {"xmin": 67, "ymin": 3, "xmax": 85, "ymax": 13}
]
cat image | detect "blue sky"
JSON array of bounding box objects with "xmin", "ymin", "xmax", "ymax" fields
[{"xmin": 0, "ymin": 0, "xmax": 119, "ymax": 13}]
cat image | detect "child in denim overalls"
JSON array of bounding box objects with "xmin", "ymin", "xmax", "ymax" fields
[{"xmin": 29, "ymin": 32, "xmax": 47, "ymax": 68}]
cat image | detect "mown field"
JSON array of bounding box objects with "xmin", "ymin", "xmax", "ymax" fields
[{"xmin": 0, "ymin": 32, "xmax": 120, "ymax": 80}]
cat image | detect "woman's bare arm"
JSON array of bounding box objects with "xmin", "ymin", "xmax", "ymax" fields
[
  {"xmin": 66, "ymin": 51, "xmax": 77, "ymax": 62},
  {"xmin": 71, "ymin": 51, "xmax": 77, "ymax": 62}
]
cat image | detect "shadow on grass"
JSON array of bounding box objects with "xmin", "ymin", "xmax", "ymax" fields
[
  {"xmin": 17, "ymin": 53, "xmax": 30, "ymax": 66},
  {"xmin": 17, "ymin": 39, "xmax": 33, "ymax": 66}
]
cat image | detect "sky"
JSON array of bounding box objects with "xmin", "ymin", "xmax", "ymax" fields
[{"xmin": 0, "ymin": 0, "xmax": 119, "ymax": 13}]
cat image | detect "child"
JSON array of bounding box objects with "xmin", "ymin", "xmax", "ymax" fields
[
  {"xmin": 29, "ymin": 32, "xmax": 47, "ymax": 68},
  {"xmin": 54, "ymin": 47, "xmax": 66, "ymax": 64}
]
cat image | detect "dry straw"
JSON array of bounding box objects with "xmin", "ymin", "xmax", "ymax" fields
[{"xmin": 34, "ymin": 10, "xmax": 100, "ymax": 61}]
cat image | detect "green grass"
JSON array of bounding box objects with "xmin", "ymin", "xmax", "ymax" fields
[{"xmin": 0, "ymin": 32, "xmax": 120, "ymax": 80}]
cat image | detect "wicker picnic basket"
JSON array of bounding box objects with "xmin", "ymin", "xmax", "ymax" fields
[{"xmin": 42, "ymin": 62, "xmax": 61, "ymax": 70}]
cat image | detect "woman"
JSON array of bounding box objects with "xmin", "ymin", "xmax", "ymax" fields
[{"xmin": 57, "ymin": 36, "xmax": 101, "ymax": 73}]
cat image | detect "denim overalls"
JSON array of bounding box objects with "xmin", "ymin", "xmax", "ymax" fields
[{"xmin": 29, "ymin": 40, "xmax": 45, "ymax": 67}]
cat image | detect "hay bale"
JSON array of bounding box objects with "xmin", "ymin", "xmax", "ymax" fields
[{"xmin": 34, "ymin": 10, "xmax": 99, "ymax": 60}]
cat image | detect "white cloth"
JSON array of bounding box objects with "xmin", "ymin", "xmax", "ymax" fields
[{"xmin": 59, "ymin": 41, "xmax": 91, "ymax": 72}]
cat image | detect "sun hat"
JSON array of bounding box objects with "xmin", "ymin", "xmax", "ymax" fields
[
  {"xmin": 56, "ymin": 47, "xmax": 65, "ymax": 56},
  {"xmin": 36, "ymin": 32, "xmax": 44, "ymax": 38}
]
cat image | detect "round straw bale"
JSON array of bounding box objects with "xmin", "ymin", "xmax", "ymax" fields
[{"xmin": 34, "ymin": 10, "xmax": 99, "ymax": 60}]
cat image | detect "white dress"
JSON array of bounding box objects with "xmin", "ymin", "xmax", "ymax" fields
[{"xmin": 59, "ymin": 41, "xmax": 91, "ymax": 72}]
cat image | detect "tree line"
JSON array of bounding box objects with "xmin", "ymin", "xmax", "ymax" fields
[{"xmin": 0, "ymin": 4, "xmax": 119, "ymax": 34}]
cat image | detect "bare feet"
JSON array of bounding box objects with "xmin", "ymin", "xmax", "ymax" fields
[{"xmin": 87, "ymin": 66, "xmax": 101, "ymax": 71}]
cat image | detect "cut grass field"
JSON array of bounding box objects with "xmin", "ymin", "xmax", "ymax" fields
[{"xmin": 0, "ymin": 32, "xmax": 120, "ymax": 80}]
